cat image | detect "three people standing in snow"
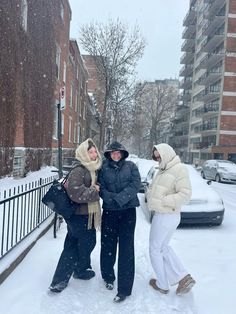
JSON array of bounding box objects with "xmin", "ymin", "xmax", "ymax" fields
[
  {"xmin": 49, "ymin": 139, "xmax": 195, "ymax": 300},
  {"xmin": 147, "ymin": 143, "xmax": 196, "ymax": 295}
]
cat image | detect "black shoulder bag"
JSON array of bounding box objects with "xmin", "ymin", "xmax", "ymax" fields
[{"xmin": 42, "ymin": 169, "xmax": 78, "ymax": 220}]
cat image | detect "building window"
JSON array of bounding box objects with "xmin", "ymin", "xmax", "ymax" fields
[
  {"xmin": 75, "ymin": 92, "xmax": 78, "ymax": 112},
  {"xmin": 76, "ymin": 66, "xmax": 79, "ymax": 79},
  {"xmin": 79, "ymin": 96, "xmax": 82, "ymax": 116},
  {"xmin": 53, "ymin": 103, "xmax": 58, "ymax": 139},
  {"xmin": 83, "ymin": 103, "xmax": 86, "ymax": 120},
  {"xmin": 70, "ymin": 83, "xmax": 74, "ymax": 107},
  {"xmin": 77, "ymin": 125, "xmax": 81, "ymax": 144},
  {"xmin": 60, "ymin": 1, "xmax": 64, "ymax": 21},
  {"xmin": 21, "ymin": 0, "xmax": 28, "ymax": 32},
  {"xmin": 69, "ymin": 117, "xmax": 72, "ymax": 142},
  {"xmin": 74, "ymin": 123, "xmax": 77, "ymax": 143},
  {"xmin": 63, "ymin": 61, "xmax": 66, "ymax": 83},
  {"xmin": 56, "ymin": 44, "xmax": 61, "ymax": 80}
]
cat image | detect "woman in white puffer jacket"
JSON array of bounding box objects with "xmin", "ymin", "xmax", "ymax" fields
[{"xmin": 147, "ymin": 143, "xmax": 196, "ymax": 295}]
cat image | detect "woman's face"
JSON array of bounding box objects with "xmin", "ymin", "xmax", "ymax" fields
[
  {"xmin": 110, "ymin": 150, "xmax": 122, "ymax": 162},
  {"xmin": 88, "ymin": 146, "xmax": 98, "ymax": 161},
  {"xmin": 153, "ymin": 149, "xmax": 161, "ymax": 162}
]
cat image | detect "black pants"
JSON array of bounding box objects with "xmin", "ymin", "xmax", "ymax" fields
[
  {"xmin": 100, "ymin": 208, "xmax": 136, "ymax": 296},
  {"xmin": 51, "ymin": 214, "xmax": 96, "ymax": 287}
]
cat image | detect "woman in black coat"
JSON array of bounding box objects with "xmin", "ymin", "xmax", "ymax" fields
[{"xmin": 98, "ymin": 141, "xmax": 141, "ymax": 303}]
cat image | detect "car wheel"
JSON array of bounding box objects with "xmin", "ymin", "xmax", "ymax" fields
[
  {"xmin": 144, "ymin": 196, "xmax": 147, "ymax": 203},
  {"xmin": 201, "ymin": 171, "xmax": 205, "ymax": 179},
  {"xmin": 215, "ymin": 174, "xmax": 221, "ymax": 183}
]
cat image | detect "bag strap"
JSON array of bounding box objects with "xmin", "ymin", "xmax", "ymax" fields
[{"xmin": 61, "ymin": 165, "xmax": 79, "ymax": 185}]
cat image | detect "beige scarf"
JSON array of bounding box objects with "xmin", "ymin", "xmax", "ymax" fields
[{"xmin": 75, "ymin": 139, "xmax": 102, "ymax": 230}]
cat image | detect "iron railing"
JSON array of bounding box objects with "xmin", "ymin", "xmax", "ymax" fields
[{"xmin": 0, "ymin": 175, "xmax": 57, "ymax": 260}]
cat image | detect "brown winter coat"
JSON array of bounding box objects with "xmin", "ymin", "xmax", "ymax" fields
[{"xmin": 66, "ymin": 164, "xmax": 100, "ymax": 215}]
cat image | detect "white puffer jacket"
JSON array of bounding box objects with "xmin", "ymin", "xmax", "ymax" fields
[{"xmin": 147, "ymin": 144, "xmax": 192, "ymax": 214}]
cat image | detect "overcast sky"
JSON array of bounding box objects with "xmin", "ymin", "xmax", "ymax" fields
[{"xmin": 68, "ymin": 0, "xmax": 190, "ymax": 81}]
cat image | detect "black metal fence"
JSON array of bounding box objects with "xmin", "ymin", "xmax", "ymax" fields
[{"xmin": 0, "ymin": 175, "xmax": 57, "ymax": 260}]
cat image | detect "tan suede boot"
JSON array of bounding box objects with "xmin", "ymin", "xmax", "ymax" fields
[
  {"xmin": 149, "ymin": 279, "xmax": 169, "ymax": 294},
  {"xmin": 176, "ymin": 274, "xmax": 196, "ymax": 295}
]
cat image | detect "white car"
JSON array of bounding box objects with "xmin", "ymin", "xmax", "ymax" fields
[
  {"xmin": 201, "ymin": 159, "xmax": 236, "ymax": 184},
  {"xmin": 141, "ymin": 164, "xmax": 225, "ymax": 226}
]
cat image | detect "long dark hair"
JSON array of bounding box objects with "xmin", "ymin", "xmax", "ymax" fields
[{"xmin": 152, "ymin": 147, "xmax": 158, "ymax": 161}]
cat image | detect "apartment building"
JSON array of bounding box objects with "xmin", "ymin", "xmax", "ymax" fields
[{"xmin": 179, "ymin": 0, "xmax": 236, "ymax": 165}]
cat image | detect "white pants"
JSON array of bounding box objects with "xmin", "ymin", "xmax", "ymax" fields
[{"xmin": 149, "ymin": 212, "xmax": 188, "ymax": 290}]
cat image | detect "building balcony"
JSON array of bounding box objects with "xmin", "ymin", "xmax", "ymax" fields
[
  {"xmin": 180, "ymin": 51, "xmax": 195, "ymax": 64},
  {"xmin": 204, "ymin": 0, "xmax": 226, "ymax": 19},
  {"xmin": 190, "ymin": 141, "xmax": 214, "ymax": 149},
  {"xmin": 202, "ymin": 34, "xmax": 224, "ymax": 53},
  {"xmin": 202, "ymin": 15, "xmax": 225, "ymax": 37},
  {"xmin": 182, "ymin": 24, "xmax": 196, "ymax": 39},
  {"xmin": 180, "ymin": 91, "xmax": 192, "ymax": 102},
  {"xmin": 203, "ymin": 89, "xmax": 220, "ymax": 102},
  {"xmin": 181, "ymin": 38, "xmax": 195, "ymax": 52},
  {"xmin": 201, "ymin": 71, "xmax": 222, "ymax": 86},
  {"xmin": 198, "ymin": 52, "xmax": 224, "ymax": 70},
  {"xmin": 179, "ymin": 64, "xmax": 194, "ymax": 77},
  {"xmin": 180, "ymin": 77, "xmax": 193, "ymax": 89},
  {"xmin": 183, "ymin": 7, "xmax": 197, "ymax": 26}
]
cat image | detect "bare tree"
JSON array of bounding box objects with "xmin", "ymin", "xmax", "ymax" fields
[
  {"xmin": 110, "ymin": 78, "xmax": 137, "ymax": 142},
  {"xmin": 79, "ymin": 19, "xmax": 145, "ymax": 149},
  {"xmin": 132, "ymin": 81, "xmax": 179, "ymax": 156}
]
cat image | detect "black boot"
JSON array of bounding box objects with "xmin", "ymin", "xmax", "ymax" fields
[
  {"xmin": 113, "ymin": 293, "xmax": 126, "ymax": 303},
  {"xmin": 73, "ymin": 269, "xmax": 95, "ymax": 280}
]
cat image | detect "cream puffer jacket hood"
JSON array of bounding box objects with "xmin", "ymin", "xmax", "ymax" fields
[{"xmin": 147, "ymin": 143, "xmax": 192, "ymax": 214}]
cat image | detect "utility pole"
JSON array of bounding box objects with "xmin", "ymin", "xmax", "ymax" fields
[
  {"xmin": 57, "ymin": 102, "xmax": 63, "ymax": 179},
  {"xmin": 57, "ymin": 86, "xmax": 65, "ymax": 179}
]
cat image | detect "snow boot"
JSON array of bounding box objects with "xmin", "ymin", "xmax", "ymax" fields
[
  {"xmin": 113, "ymin": 293, "xmax": 126, "ymax": 303},
  {"xmin": 49, "ymin": 282, "xmax": 67, "ymax": 293},
  {"xmin": 73, "ymin": 269, "xmax": 95, "ymax": 280},
  {"xmin": 149, "ymin": 278, "xmax": 169, "ymax": 294},
  {"xmin": 104, "ymin": 281, "xmax": 114, "ymax": 290},
  {"xmin": 176, "ymin": 274, "xmax": 196, "ymax": 295}
]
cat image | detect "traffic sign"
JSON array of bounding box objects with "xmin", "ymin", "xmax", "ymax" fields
[{"xmin": 60, "ymin": 86, "xmax": 65, "ymax": 109}]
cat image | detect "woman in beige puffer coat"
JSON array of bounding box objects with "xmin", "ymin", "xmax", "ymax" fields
[{"xmin": 147, "ymin": 143, "xmax": 196, "ymax": 295}]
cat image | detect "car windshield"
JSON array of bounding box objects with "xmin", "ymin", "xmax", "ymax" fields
[{"xmin": 217, "ymin": 161, "xmax": 236, "ymax": 170}]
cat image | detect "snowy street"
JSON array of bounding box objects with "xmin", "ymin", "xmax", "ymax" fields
[{"xmin": 0, "ymin": 161, "xmax": 236, "ymax": 314}]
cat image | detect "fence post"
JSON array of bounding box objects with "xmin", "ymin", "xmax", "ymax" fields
[{"xmin": 37, "ymin": 178, "xmax": 43, "ymax": 226}]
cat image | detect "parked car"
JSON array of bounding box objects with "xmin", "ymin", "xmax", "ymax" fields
[
  {"xmin": 140, "ymin": 164, "xmax": 225, "ymax": 226},
  {"xmin": 201, "ymin": 159, "xmax": 236, "ymax": 184}
]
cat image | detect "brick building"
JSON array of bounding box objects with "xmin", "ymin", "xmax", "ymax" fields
[
  {"xmin": 1, "ymin": 0, "xmax": 63, "ymax": 177},
  {"xmin": 0, "ymin": 0, "xmax": 96, "ymax": 177},
  {"xmin": 82, "ymin": 55, "xmax": 105, "ymax": 149},
  {"xmin": 177, "ymin": 0, "xmax": 236, "ymax": 165},
  {"xmin": 52, "ymin": 38, "xmax": 89, "ymax": 167}
]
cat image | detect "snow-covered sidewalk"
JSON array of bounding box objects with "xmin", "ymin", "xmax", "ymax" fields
[{"xmin": 1, "ymin": 188, "xmax": 236, "ymax": 314}]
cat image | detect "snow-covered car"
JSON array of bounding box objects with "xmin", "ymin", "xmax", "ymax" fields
[
  {"xmin": 140, "ymin": 164, "xmax": 225, "ymax": 226},
  {"xmin": 201, "ymin": 159, "xmax": 236, "ymax": 184}
]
